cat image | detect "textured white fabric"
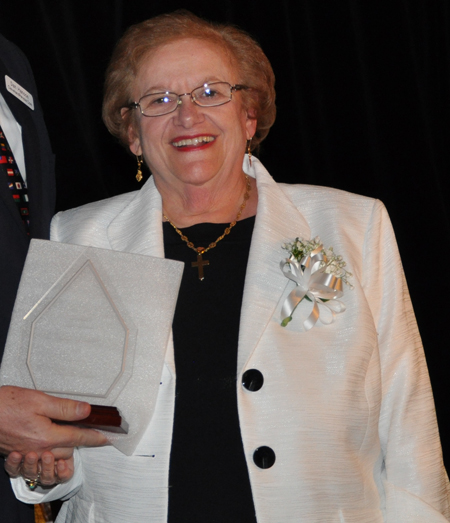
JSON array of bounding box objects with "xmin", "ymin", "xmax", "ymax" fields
[{"xmin": 12, "ymin": 157, "xmax": 450, "ymax": 522}]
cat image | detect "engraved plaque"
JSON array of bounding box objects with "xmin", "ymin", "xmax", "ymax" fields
[{"xmin": 0, "ymin": 240, "xmax": 183, "ymax": 454}]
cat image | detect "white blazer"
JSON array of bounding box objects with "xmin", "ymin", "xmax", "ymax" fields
[{"xmin": 13, "ymin": 157, "xmax": 450, "ymax": 522}]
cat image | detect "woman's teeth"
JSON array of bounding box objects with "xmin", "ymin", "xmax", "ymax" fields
[{"xmin": 172, "ymin": 136, "xmax": 215, "ymax": 147}]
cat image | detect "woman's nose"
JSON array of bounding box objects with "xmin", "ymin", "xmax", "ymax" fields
[{"xmin": 174, "ymin": 95, "xmax": 204, "ymax": 127}]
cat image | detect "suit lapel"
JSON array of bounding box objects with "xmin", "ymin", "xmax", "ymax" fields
[
  {"xmin": 4, "ymin": 78, "xmax": 51, "ymax": 239},
  {"xmin": 0, "ymin": 58, "xmax": 33, "ymax": 237},
  {"xmin": 237, "ymin": 157, "xmax": 311, "ymax": 373},
  {"xmin": 0, "ymin": 59, "xmax": 37, "ymax": 149}
]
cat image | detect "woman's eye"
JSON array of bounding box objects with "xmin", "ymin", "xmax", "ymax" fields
[
  {"xmin": 152, "ymin": 96, "xmax": 172, "ymax": 105},
  {"xmin": 203, "ymin": 89, "xmax": 218, "ymax": 98}
]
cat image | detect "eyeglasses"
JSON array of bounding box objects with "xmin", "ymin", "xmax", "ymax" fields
[{"xmin": 128, "ymin": 81, "xmax": 247, "ymax": 117}]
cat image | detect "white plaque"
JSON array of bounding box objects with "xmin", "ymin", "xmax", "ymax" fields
[{"xmin": 0, "ymin": 239, "xmax": 183, "ymax": 455}]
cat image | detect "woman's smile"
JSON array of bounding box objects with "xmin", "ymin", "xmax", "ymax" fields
[{"xmin": 171, "ymin": 134, "xmax": 216, "ymax": 150}]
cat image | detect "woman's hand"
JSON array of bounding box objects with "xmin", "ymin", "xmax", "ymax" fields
[{"xmin": 5, "ymin": 450, "xmax": 74, "ymax": 488}]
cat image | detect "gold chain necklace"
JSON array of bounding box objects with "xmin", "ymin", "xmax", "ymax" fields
[{"xmin": 164, "ymin": 174, "xmax": 251, "ymax": 281}]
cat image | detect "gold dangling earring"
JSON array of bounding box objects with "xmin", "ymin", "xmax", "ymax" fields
[
  {"xmin": 136, "ymin": 155, "xmax": 143, "ymax": 182},
  {"xmin": 247, "ymin": 138, "xmax": 252, "ymax": 167}
]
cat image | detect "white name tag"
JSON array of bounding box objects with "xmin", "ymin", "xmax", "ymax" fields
[{"xmin": 5, "ymin": 76, "xmax": 34, "ymax": 110}]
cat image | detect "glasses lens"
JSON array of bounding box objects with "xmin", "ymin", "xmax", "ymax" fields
[
  {"xmin": 192, "ymin": 82, "xmax": 232, "ymax": 107},
  {"xmin": 140, "ymin": 92, "xmax": 178, "ymax": 116}
]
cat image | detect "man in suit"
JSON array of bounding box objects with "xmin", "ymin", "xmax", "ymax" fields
[{"xmin": 0, "ymin": 33, "xmax": 107, "ymax": 522}]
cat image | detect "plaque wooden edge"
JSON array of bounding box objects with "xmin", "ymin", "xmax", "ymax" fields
[{"xmin": 52, "ymin": 405, "xmax": 129, "ymax": 434}]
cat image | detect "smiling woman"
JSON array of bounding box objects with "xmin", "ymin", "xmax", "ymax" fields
[
  {"xmin": 123, "ymin": 36, "xmax": 257, "ymax": 224},
  {"xmin": 5, "ymin": 9, "xmax": 450, "ymax": 523}
]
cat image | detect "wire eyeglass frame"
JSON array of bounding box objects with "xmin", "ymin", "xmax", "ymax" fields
[{"xmin": 128, "ymin": 81, "xmax": 248, "ymax": 117}]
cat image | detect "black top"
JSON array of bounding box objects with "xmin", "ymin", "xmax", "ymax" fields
[{"xmin": 164, "ymin": 217, "xmax": 257, "ymax": 523}]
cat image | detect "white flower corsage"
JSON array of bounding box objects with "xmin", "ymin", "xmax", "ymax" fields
[{"xmin": 280, "ymin": 236, "xmax": 353, "ymax": 329}]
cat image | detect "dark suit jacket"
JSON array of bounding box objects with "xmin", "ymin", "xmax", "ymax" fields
[{"xmin": 0, "ymin": 33, "xmax": 55, "ymax": 523}]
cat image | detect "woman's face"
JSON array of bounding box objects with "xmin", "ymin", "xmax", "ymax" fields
[{"xmin": 127, "ymin": 38, "xmax": 256, "ymax": 193}]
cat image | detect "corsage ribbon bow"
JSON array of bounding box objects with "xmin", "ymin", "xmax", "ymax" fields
[{"xmin": 280, "ymin": 244, "xmax": 346, "ymax": 329}]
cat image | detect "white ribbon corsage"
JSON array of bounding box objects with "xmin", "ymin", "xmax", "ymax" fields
[{"xmin": 280, "ymin": 236, "xmax": 353, "ymax": 329}]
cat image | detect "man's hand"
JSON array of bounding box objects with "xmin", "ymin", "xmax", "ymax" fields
[{"xmin": 0, "ymin": 385, "xmax": 108, "ymax": 458}]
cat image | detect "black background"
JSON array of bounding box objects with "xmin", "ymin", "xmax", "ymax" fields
[{"xmin": 1, "ymin": 1, "xmax": 449, "ymax": 468}]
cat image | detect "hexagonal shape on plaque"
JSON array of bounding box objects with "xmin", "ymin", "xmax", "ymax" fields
[{"xmin": 27, "ymin": 260, "xmax": 129, "ymax": 398}]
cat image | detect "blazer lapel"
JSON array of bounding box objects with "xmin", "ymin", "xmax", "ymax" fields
[
  {"xmin": 237, "ymin": 157, "xmax": 311, "ymax": 373},
  {"xmin": 107, "ymin": 176, "xmax": 165, "ymax": 258},
  {"xmin": 107, "ymin": 177, "xmax": 177, "ymax": 378}
]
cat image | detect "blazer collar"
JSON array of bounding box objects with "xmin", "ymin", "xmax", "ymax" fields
[
  {"xmin": 106, "ymin": 157, "xmax": 311, "ymax": 373},
  {"xmin": 107, "ymin": 176, "xmax": 165, "ymax": 258}
]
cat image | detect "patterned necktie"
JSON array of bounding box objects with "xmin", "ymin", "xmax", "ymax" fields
[{"xmin": 0, "ymin": 123, "xmax": 30, "ymax": 234}]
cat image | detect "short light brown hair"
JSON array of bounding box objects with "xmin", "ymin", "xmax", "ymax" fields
[{"xmin": 102, "ymin": 10, "xmax": 276, "ymax": 151}]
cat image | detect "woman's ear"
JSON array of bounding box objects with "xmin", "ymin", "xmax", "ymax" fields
[
  {"xmin": 121, "ymin": 108, "xmax": 142, "ymax": 155},
  {"xmin": 245, "ymin": 107, "xmax": 257, "ymax": 141},
  {"xmin": 128, "ymin": 133, "xmax": 142, "ymax": 156}
]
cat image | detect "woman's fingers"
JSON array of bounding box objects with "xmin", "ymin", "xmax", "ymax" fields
[
  {"xmin": 56, "ymin": 456, "xmax": 74, "ymax": 482},
  {"xmin": 19, "ymin": 451, "xmax": 40, "ymax": 483},
  {"xmin": 5, "ymin": 450, "xmax": 74, "ymax": 488},
  {"xmin": 39, "ymin": 451, "xmax": 57, "ymax": 486},
  {"xmin": 4, "ymin": 451, "xmax": 23, "ymax": 478},
  {"xmin": 38, "ymin": 453, "xmax": 74, "ymax": 485}
]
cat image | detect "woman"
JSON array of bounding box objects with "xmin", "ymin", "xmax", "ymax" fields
[{"xmin": 6, "ymin": 10, "xmax": 450, "ymax": 522}]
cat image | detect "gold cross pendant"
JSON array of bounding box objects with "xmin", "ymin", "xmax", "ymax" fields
[{"xmin": 191, "ymin": 248, "xmax": 210, "ymax": 281}]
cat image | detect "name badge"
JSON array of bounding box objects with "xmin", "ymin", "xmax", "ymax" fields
[{"xmin": 5, "ymin": 76, "xmax": 34, "ymax": 110}]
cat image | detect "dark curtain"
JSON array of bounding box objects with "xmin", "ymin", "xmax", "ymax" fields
[{"xmin": 1, "ymin": 1, "xmax": 449, "ymax": 466}]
